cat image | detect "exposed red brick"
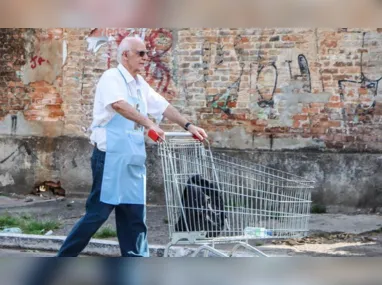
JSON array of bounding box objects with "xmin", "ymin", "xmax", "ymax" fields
[
  {"xmin": 311, "ymin": 127, "xmax": 327, "ymax": 134},
  {"xmin": 329, "ymin": 96, "xmax": 340, "ymax": 102},
  {"xmin": 358, "ymin": 88, "xmax": 368, "ymax": 95},
  {"xmin": 1, "ymin": 28, "xmax": 382, "ymax": 152},
  {"xmin": 265, "ymin": 127, "xmax": 290, "ymax": 133},
  {"xmin": 45, "ymin": 104, "xmax": 62, "ymax": 111},
  {"xmin": 293, "ymin": 115, "xmax": 308, "ymax": 120},
  {"xmin": 333, "ymin": 75, "xmax": 349, "ymax": 80},
  {"xmin": 310, "ymin": 103, "xmax": 324, "ymax": 108},
  {"xmin": 293, "ymin": 120, "xmax": 300, "ymax": 128},
  {"xmin": 322, "ymin": 69, "xmax": 339, "ymax": 74},
  {"xmin": 328, "ymin": 121, "xmax": 341, "ymax": 127},
  {"xmin": 254, "ymin": 119, "xmax": 268, "ymax": 126},
  {"xmin": 227, "ymin": 102, "xmax": 237, "ymax": 108},
  {"xmin": 327, "ymin": 102, "xmax": 343, "ymax": 108},
  {"xmin": 322, "ymin": 40, "xmax": 338, "ymax": 48},
  {"xmin": 48, "ymin": 110, "xmax": 65, "ymax": 118},
  {"xmin": 252, "ymin": 126, "xmax": 265, "ymax": 132},
  {"xmin": 321, "ymin": 75, "xmax": 332, "ymax": 81},
  {"xmin": 282, "ymin": 35, "xmax": 301, "ymax": 41}
]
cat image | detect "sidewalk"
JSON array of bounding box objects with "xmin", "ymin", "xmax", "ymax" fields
[{"xmin": 0, "ymin": 195, "xmax": 381, "ymax": 257}]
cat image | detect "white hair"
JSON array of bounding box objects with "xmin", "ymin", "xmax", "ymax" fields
[{"xmin": 117, "ymin": 35, "xmax": 145, "ymax": 63}]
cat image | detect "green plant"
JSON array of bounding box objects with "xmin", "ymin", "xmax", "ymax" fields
[
  {"xmin": 0, "ymin": 214, "xmax": 60, "ymax": 235},
  {"xmin": 311, "ymin": 204, "xmax": 327, "ymax": 214},
  {"xmin": 93, "ymin": 226, "xmax": 117, "ymax": 239},
  {"xmin": 23, "ymin": 220, "xmax": 60, "ymax": 235}
]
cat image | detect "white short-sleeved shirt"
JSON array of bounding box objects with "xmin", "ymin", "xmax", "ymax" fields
[{"xmin": 89, "ymin": 64, "xmax": 170, "ymax": 151}]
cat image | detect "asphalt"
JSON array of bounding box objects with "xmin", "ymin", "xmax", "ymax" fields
[{"xmin": 1, "ymin": 195, "xmax": 382, "ymax": 257}]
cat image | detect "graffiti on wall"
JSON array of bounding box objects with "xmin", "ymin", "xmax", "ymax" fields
[
  {"xmin": 86, "ymin": 29, "xmax": 315, "ymax": 118},
  {"xmin": 206, "ymin": 63, "xmax": 244, "ymax": 114},
  {"xmin": 339, "ymin": 75, "xmax": 381, "ymax": 120},
  {"xmin": 0, "ymin": 29, "xmax": 65, "ymax": 124},
  {"xmin": 30, "ymin": 55, "xmax": 50, "ymax": 69},
  {"xmin": 286, "ymin": 54, "xmax": 311, "ymax": 93},
  {"xmin": 85, "ymin": 29, "xmax": 382, "ymax": 125},
  {"xmin": 115, "ymin": 28, "xmax": 174, "ymax": 97},
  {"xmin": 87, "ymin": 28, "xmax": 175, "ymax": 99},
  {"xmin": 144, "ymin": 29, "xmax": 173, "ymax": 96},
  {"xmin": 204, "ymin": 35, "xmax": 246, "ymax": 115},
  {"xmin": 256, "ymin": 63, "xmax": 278, "ymax": 108},
  {"xmin": 338, "ymin": 31, "xmax": 382, "ymax": 124},
  {"xmin": 21, "ymin": 39, "xmax": 63, "ymax": 85},
  {"xmin": 200, "ymin": 31, "xmax": 314, "ymax": 118}
]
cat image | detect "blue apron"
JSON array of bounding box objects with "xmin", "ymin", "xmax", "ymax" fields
[{"xmin": 100, "ymin": 69, "xmax": 147, "ymax": 205}]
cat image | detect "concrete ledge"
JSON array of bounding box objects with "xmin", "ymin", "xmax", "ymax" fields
[
  {"xmin": 0, "ymin": 233, "xmax": 275, "ymax": 257},
  {"xmin": 0, "ymin": 233, "xmax": 182, "ymax": 257}
]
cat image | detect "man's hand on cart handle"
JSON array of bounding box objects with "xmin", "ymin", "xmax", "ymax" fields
[
  {"xmin": 148, "ymin": 128, "xmax": 208, "ymax": 142},
  {"xmin": 147, "ymin": 125, "xmax": 165, "ymax": 142},
  {"xmin": 187, "ymin": 124, "xmax": 208, "ymax": 141}
]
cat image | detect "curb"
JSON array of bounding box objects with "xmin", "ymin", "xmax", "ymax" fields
[
  {"xmin": 0, "ymin": 233, "xmax": 192, "ymax": 257},
  {"xmin": 0, "ymin": 233, "xmax": 280, "ymax": 257}
]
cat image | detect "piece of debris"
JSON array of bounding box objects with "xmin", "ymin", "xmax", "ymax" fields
[
  {"xmin": 297, "ymin": 238, "xmax": 305, "ymax": 244},
  {"xmin": 25, "ymin": 197, "xmax": 34, "ymax": 203},
  {"xmin": 361, "ymin": 236, "xmax": 378, "ymax": 242},
  {"xmin": 286, "ymin": 239, "xmax": 298, "ymax": 246},
  {"xmin": 45, "ymin": 230, "xmax": 53, "ymax": 236},
  {"xmin": 271, "ymin": 230, "xmax": 381, "ymax": 247},
  {"xmin": 1, "ymin": 227, "xmax": 22, "ymax": 234},
  {"xmin": 32, "ymin": 181, "xmax": 66, "ymax": 197}
]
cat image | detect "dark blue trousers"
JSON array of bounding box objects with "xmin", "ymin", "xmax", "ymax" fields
[{"xmin": 57, "ymin": 147, "xmax": 149, "ymax": 257}]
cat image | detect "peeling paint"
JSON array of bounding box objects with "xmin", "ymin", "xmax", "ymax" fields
[
  {"xmin": 86, "ymin": 36, "xmax": 114, "ymax": 53},
  {"xmin": 272, "ymin": 137, "xmax": 326, "ymax": 150},
  {"xmin": 274, "ymin": 92, "xmax": 331, "ymax": 127},
  {"xmin": 21, "ymin": 39, "xmax": 64, "ymax": 85},
  {"xmin": 0, "ymin": 172, "xmax": 15, "ymax": 187},
  {"xmin": 0, "ymin": 112, "xmax": 64, "ymax": 137},
  {"xmin": 62, "ymin": 40, "xmax": 67, "ymax": 65},
  {"xmin": 140, "ymin": 28, "xmax": 147, "ymax": 41},
  {"xmin": 209, "ymin": 126, "xmax": 326, "ymax": 150},
  {"xmin": 211, "ymin": 127, "xmax": 256, "ymax": 149}
]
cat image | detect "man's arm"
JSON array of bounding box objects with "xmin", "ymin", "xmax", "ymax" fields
[
  {"xmin": 163, "ymin": 105, "xmax": 208, "ymax": 141},
  {"xmin": 146, "ymin": 84, "xmax": 208, "ymax": 141},
  {"xmin": 111, "ymin": 100, "xmax": 165, "ymax": 138}
]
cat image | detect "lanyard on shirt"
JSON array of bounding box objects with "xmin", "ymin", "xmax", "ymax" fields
[
  {"xmin": 117, "ymin": 68, "xmax": 143, "ymax": 101},
  {"xmin": 117, "ymin": 68, "xmax": 145, "ymax": 132}
]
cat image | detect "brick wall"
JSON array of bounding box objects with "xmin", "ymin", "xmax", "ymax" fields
[
  {"xmin": 0, "ymin": 29, "xmax": 27, "ymax": 120},
  {"xmin": 2, "ymin": 28, "xmax": 382, "ymax": 151},
  {"xmin": 0, "ymin": 29, "xmax": 64, "ymax": 123}
]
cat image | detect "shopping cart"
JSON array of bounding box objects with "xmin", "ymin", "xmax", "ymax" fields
[{"xmin": 149, "ymin": 130, "xmax": 315, "ymax": 257}]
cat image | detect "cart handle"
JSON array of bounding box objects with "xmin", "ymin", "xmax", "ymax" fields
[{"xmin": 148, "ymin": 129, "xmax": 201, "ymax": 142}]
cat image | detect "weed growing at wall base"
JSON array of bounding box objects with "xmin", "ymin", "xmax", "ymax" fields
[
  {"xmin": 93, "ymin": 225, "xmax": 117, "ymax": 239},
  {"xmin": 0, "ymin": 214, "xmax": 60, "ymax": 235}
]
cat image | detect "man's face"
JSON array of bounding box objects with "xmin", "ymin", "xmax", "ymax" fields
[{"xmin": 124, "ymin": 41, "xmax": 149, "ymax": 75}]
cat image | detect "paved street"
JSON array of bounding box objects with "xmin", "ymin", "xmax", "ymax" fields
[
  {"xmin": 1, "ymin": 196, "xmax": 382, "ymax": 257},
  {"xmin": 0, "ymin": 248, "xmax": 55, "ymax": 256}
]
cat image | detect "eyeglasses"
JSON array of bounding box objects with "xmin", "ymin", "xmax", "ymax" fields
[
  {"xmin": 135, "ymin": 50, "xmax": 149, "ymax": 57},
  {"xmin": 123, "ymin": 50, "xmax": 150, "ymax": 58}
]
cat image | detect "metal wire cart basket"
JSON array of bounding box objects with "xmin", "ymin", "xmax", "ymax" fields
[{"xmin": 149, "ymin": 131, "xmax": 315, "ymax": 257}]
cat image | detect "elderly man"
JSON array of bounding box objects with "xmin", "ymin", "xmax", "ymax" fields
[{"xmin": 57, "ymin": 36, "xmax": 207, "ymax": 257}]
